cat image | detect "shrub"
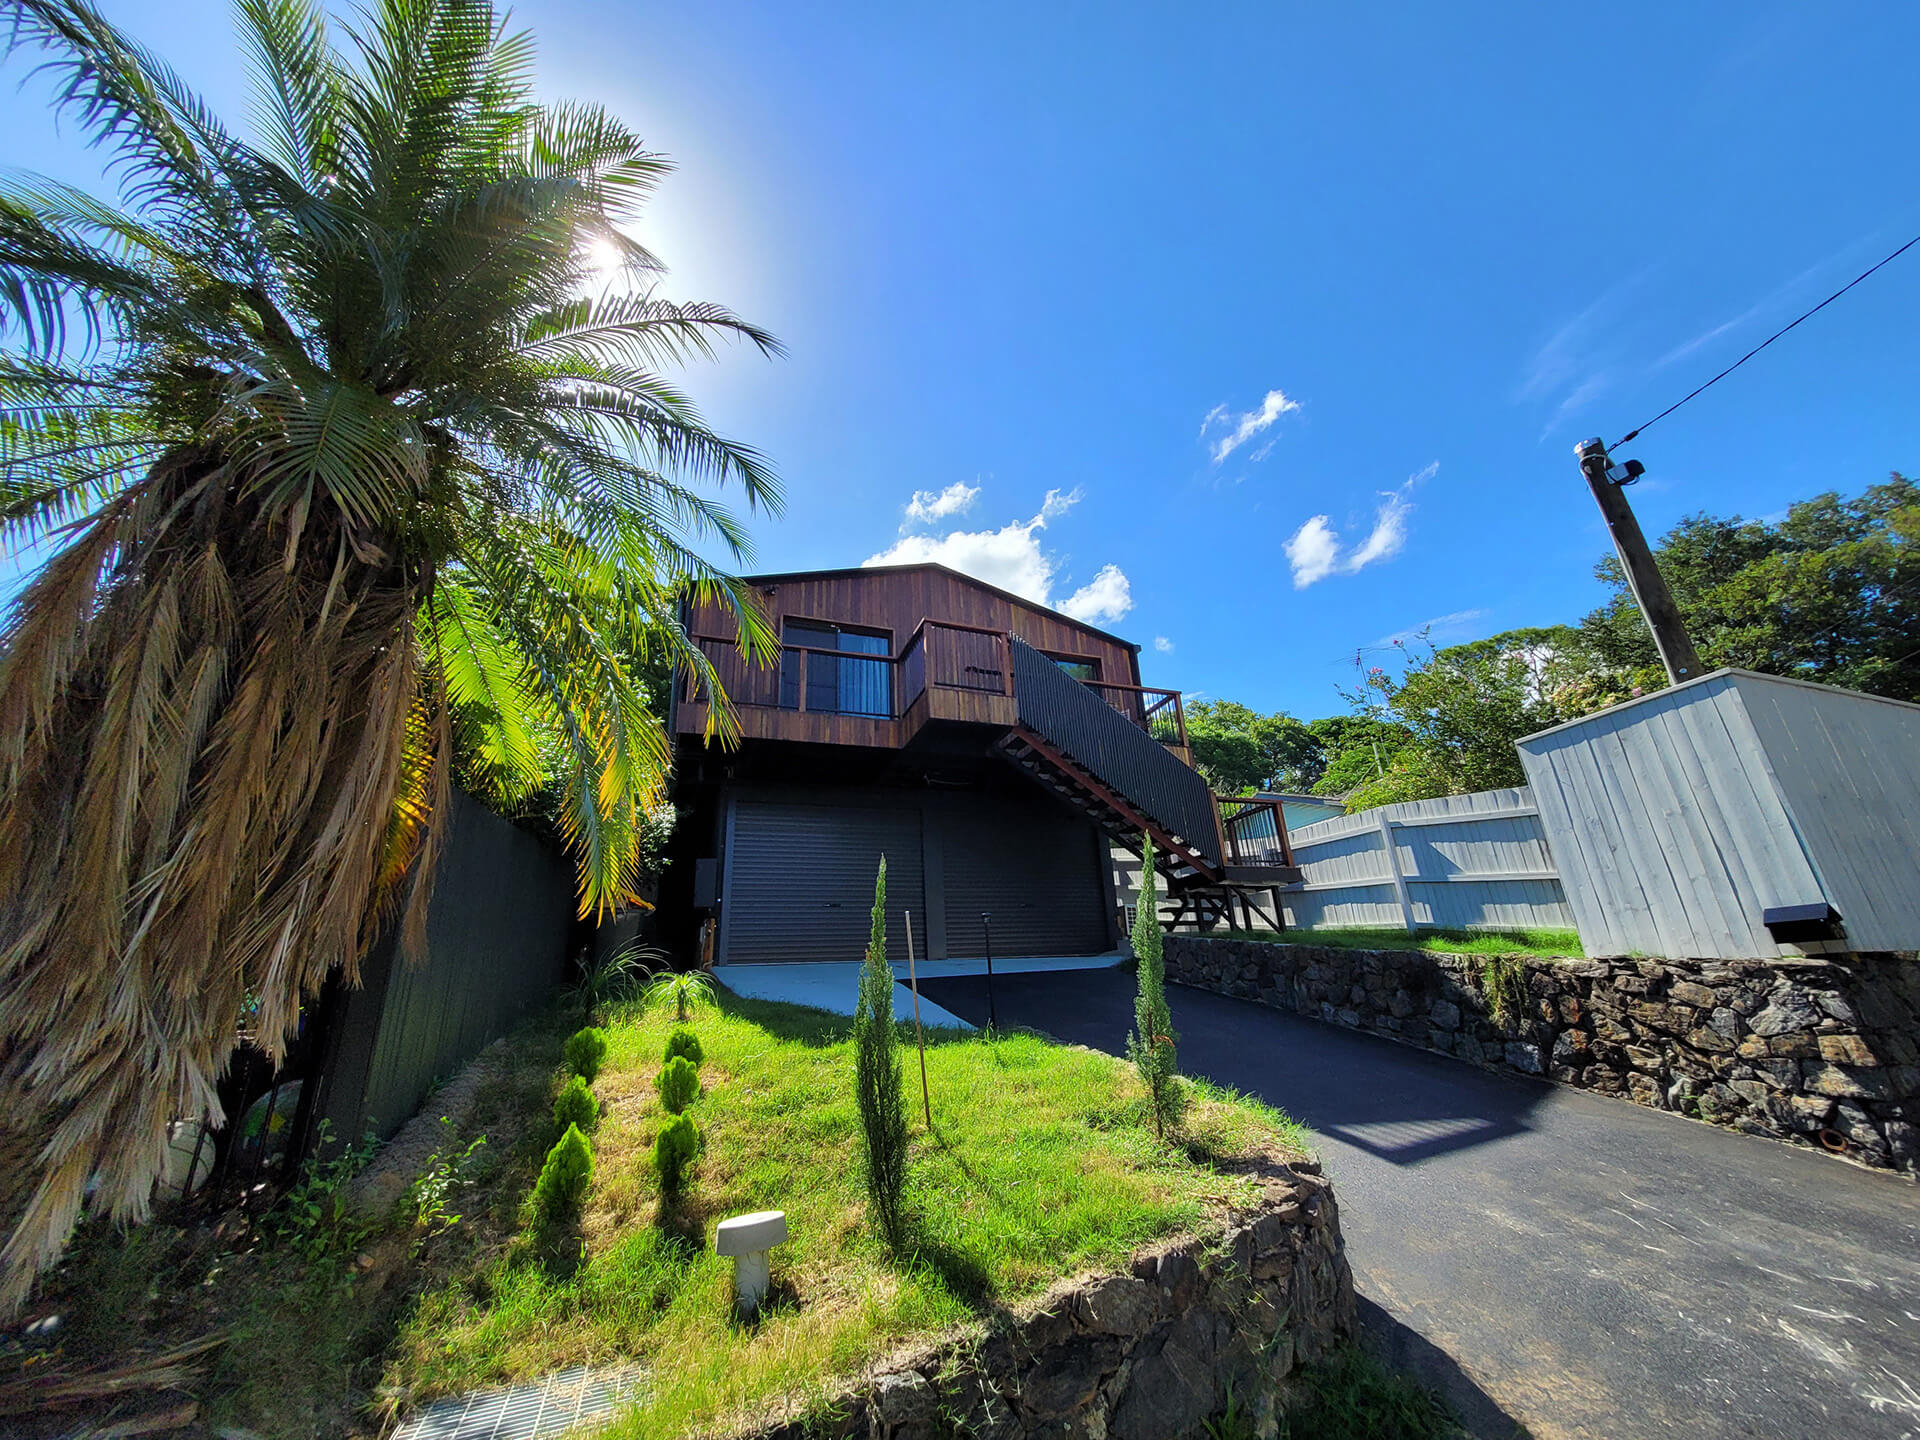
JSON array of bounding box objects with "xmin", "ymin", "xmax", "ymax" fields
[
  {"xmin": 533, "ymin": 1123, "xmax": 593, "ymax": 1219},
  {"xmin": 664, "ymin": 1026, "xmax": 704, "ymax": 1068},
  {"xmin": 853, "ymin": 855, "xmax": 909, "ymax": 1249},
  {"xmin": 564, "ymin": 1026, "xmax": 609, "ymax": 1082},
  {"xmin": 642, "ymin": 969, "xmax": 715, "ymax": 1024},
  {"xmin": 1125, "ymin": 834, "xmax": 1185, "ymax": 1139},
  {"xmin": 552, "ymin": 1075, "xmax": 600, "ymax": 1134},
  {"xmin": 654, "ymin": 1113, "xmax": 699, "ymax": 1193},
  {"xmin": 656, "ymin": 1055, "xmax": 701, "ymax": 1114}
]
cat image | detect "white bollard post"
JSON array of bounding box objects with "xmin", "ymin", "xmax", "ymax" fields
[{"xmin": 714, "ymin": 1210, "xmax": 788, "ymax": 1319}]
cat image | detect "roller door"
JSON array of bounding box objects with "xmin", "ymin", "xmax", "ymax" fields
[
  {"xmin": 942, "ymin": 804, "xmax": 1109, "ymax": 956},
  {"xmin": 723, "ymin": 802, "xmax": 926, "ymax": 964}
]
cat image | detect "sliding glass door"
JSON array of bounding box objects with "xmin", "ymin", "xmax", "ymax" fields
[{"xmin": 780, "ymin": 623, "xmax": 892, "ymax": 717}]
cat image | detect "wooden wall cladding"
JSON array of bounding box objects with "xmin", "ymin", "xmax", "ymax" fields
[{"xmin": 686, "ymin": 565, "xmax": 1143, "ymax": 686}]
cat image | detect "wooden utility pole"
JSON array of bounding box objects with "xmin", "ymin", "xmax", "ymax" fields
[{"xmin": 1575, "ymin": 438, "xmax": 1705, "ymax": 686}]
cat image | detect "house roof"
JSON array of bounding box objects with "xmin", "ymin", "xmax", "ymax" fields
[{"xmin": 739, "ymin": 561, "xmax": 1143, "ymax": 653}]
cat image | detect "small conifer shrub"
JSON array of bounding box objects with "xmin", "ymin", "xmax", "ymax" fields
[
  {"xmin": 1125, "ymin": 834, "xmax": 1185, "ymax": 1138},
  {"xmin": 655, "ymin": 1113, "xmax": 699, "ymax": 1193},
  {"xmin": 552, "ymin": 1075, "xmax": 600, "ymax": 1134},
  {"xmin": 854, "ymin": 855, "xmax": 909, "ymax": 1249},
  {"xmin": 664, "ymin": 1026, "xmax": 704, "ymax": 1068},
  {"xmin": 564, "ymin": 1026, "xmax": 609, "ymax": 1083},
  {"xmin": 533, "ymin": 1123, "xmax": 593, "ymax": 1218},
  {"xmin": 656, "ymin": 1054, "xmax": 701, "ymax": 1114}
]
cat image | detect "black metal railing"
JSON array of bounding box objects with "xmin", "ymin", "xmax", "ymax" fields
[
  {"xmin": 1083, "ymin": 682, "xmax": 1186, "ymax": 747},
  {"xmin": 1218, "ymin": 795, "xmax": 1295, "ymax": 868},
  {"xmin": 1009, "ymin": 636, "xmax": 1224, "ymax": 870}
]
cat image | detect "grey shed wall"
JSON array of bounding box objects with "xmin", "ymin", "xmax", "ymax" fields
[
  {"xmin": 1516, "ymin": 669, "xmax": 1920, "ymax": 960},
  {"xmin": 316, "ymin": 789, "xmax": 575, "ymax": 1142}
]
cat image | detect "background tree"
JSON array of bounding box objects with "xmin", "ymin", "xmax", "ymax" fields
[
  {"xmin": 1332, "ymin": 628, "xmax": 1606, "ymax": 811},
  {"xmin": 0, "ymin": 0, "xmax": 779, "ymax": 1308},
  {"xmin": 1304, "ymin": 715, "xmax": 1416, "ymax": 798},
  {"xmin": 1579, "ymin": 477, "xmax": 1920, "ymax": 701},
  {"xmin": 1186, "ymin": 699, "xmax": 1320, "ymax": 794},
  {"xmin": 853, "ymin": 856, "xmax": 908, "ymax": 1249}
]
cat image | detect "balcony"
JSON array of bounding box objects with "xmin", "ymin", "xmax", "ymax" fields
[{"xmin": 676, "ymin": 619, "xmax": 1190, "ymax": 754}]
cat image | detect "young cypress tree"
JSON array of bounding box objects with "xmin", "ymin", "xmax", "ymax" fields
[
  {"xmin": 1126, "ymin": 834, "xmax": 1185, "ymax": 1138},
  {"xmin": 854, "ymin": 855, "xmax": 909, "ymax": 1248}
]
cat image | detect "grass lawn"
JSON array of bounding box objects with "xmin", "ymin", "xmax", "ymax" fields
[
  {"xmin": 1220, "ymin": 926, "xmax": 1583, "ymax": 959},
  {"xmin": 14, "ymin": 990, "xmax": 1489, "ymax": 1440},
  {"xmin": 378, "ymin": 991, "xmax": 1310, "ymax": 1438}
]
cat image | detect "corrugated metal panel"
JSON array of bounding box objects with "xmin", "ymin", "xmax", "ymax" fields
[
  {"xmin": 1516, "ymin": 672, "xmax": 1830, "ymax": 959},
  {"xmin": 942, "ymin": 803, "xmax": 1110, "ymax": 956},
  {"xmin": 1729, "ymin": 672, "xmax": 1920, "ymax": 953},
  {"xmin": 724, "ymin": 801, "xmax": 926, "ymax": 964},
  {"xmin": 326, "ymin": 791, "xmax": 574, "ymax": 1142}
]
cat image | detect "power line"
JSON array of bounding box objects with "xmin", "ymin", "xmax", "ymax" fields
[{"xmin": 1613, "ymin": 229, "xmax": 1920, "ymax": 449}]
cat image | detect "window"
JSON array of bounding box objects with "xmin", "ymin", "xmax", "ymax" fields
[
  {"xmin": 1050, "ymin": 655, "xmax": 1100, "ymax": 683},
  {"xmin": 780, "ymin": 621, "xmax": 892, "ymax": 716}
]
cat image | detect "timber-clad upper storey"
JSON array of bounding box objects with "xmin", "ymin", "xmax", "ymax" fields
[{"xmin": 675, "ymin": 563, "xmax": 1159, "ymax": 749}]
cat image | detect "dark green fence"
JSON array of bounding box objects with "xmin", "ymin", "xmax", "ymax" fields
[{"xmin": 313, "ymin": 789, "xmax": 575, "ymax": 1144}]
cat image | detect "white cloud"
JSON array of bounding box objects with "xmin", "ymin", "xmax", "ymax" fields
[
  {"xmin": 1283, "ymin": 515, "xmax": 1342, "ymax": 589},
  {"xmin": 1153, "ymin": 636, "xmax": 1174, "ymax": 653},
  {"xmin": 1284, "ymin": 463, "xmax": 1436, "ymax": 589},
  {"xmin": 1373, "ymin": 608, "xmax": 1488, "ymax": 649},
  {"xmin": 1200, "ymin": 389, "xmax": 1300, "ymax": 464},
  {"xmin": 1059, "ymin": 564, "xmax": 1132, "ymax": 625},
  {"xmin": 867, "ymin": 488, "xmax": 1121, "ymax": 622},
  {"xmin": 902, "ymin": 480, "xmax": 981, "ymax": 527}
]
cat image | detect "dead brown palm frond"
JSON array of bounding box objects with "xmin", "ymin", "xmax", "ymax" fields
[{"xmin": 0, "ymin": 0, "xmax": 780, "ymax": 1313}]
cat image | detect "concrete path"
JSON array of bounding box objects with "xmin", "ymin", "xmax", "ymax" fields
[
  {"xmin": 915, "ymin": 968, "xmax": 1920, "ymax": 1440},
  {"xmin": 714, "ymin": 953, "xmax": 1125, "ymax": 1030}
]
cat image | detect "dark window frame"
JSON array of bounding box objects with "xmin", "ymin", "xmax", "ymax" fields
[{"xmin": 780, "ymin": 617, "xmax": 895, "ymax": 716}]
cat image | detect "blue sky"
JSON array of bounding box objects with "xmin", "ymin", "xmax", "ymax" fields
[{"xmin": 4, "ymin": 2, "xmax": 1919, "ymax": 719}]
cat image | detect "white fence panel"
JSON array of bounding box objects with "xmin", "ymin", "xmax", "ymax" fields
[{"xmin": 1283, "ymin": 787, "xmax": 1574, "ymax": 933}]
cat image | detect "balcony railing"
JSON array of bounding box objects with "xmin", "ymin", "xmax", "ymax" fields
[
  {"xmin": 1082, "ymin": 682, "xmax": 1186, "ymax": 748},
  {"xmin": 1217, "ymin": 795, "xmax": 1296, "ymax": 869},
  {"xmin": 682, "ymin": 621, "xmax": 1186, "ymax": 747}
]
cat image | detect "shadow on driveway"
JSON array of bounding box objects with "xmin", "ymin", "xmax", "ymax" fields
[{"xmin": 917, "ymin": 968, "xmax": 1920, "ymax": 1440}]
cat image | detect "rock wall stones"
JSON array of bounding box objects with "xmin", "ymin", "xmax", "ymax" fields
[
  {"xmin": 1164, "ymin": 936, "xmax": 1920, "ymax": 1173},
  {"xmin": 747, "ymin": 1162, "xmax": 1354, "ymax": 1440}
]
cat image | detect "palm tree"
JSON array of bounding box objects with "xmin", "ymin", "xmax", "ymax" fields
[{"xmin": 0, "ymin": 0, "xmax": 780, "ymax": 1310}]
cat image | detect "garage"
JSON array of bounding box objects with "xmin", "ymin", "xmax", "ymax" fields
[
  {"xmin": 718, "ymin": 790, "xmax": 1113, "ymax": 964},
  {"xmin": 721, "ymin": 801, "xmax": 927, "ymax": 964}
]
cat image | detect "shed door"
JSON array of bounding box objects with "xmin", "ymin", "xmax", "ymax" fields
[
  {"xmin": 724, "ymin": 802, "xmax": 925, "ymax": 964},
  {"xmin": 942, "ymin": 805, "xmax": 1110, "ymax": 957}
]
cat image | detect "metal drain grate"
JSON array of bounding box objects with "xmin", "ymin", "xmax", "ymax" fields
[{"xmin": 393, "ymin": 1364, "xmax": 647, "ymax": 1440}]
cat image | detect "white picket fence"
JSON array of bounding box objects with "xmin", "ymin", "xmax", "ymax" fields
[{"xmin": 1282, "ymin": 786, "xmax": 1575, "ymax": 933}]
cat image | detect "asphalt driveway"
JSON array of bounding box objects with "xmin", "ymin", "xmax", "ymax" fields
[{"xmin": 914, "ymin": 968, "xmax": 1920, "ymax": 1440}]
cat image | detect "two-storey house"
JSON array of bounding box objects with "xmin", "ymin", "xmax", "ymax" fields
[{"xmin": 662, "ymin": 563, "xmax": 1296, "ymax": 966}]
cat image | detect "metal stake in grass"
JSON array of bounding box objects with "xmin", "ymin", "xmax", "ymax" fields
[
  {"xmin": 980, "ymin": 911, "xmax": 998, "ymax": 1033},
  {"xmin": 904, "ymin": 909, "xmax": 932, "ymax": 1129}
]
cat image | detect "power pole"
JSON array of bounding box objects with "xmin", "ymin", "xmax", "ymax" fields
[{"xmin": 1575, "ymin": 438, "xmax": 1705, "ymax": 686}]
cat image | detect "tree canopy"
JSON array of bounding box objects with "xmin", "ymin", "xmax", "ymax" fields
[
  {"xmin": 1581, "ymin": 476, "xmax": 1920, "ymax": 701},
  {"xmin": 0, "ymin": 0, "xmax": 776, "ymax": 1309},
  {"xmin": 1201, "ymin": 476, "xmax": 1918, "ymax": 815}
]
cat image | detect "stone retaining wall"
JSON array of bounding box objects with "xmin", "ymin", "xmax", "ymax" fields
[
  {"xmin": 1165, "ymin": 936, "xmax": 1920, "ymax": 1173},
  {"xmin": 747, "ymin": 1160, "xmax": 1355, "ymax": 1440}
]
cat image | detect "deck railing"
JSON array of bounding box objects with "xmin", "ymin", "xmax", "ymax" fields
[
  {"xmin": 1083, "ymin": 682, "xmax": 1186, "ymax": 748},
  {"xmin": 1217, "ymin": 795, "xmax": 1296, "ymax": 869},
  {"xmin": 685, "ymin": 622, "xmax": 1181, "ymax": 745}
]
